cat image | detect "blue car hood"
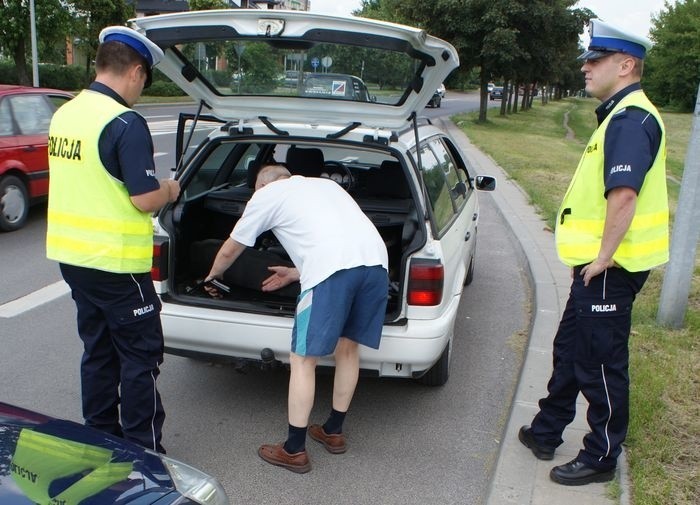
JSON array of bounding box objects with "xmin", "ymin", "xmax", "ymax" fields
[{"xmin": 0, "ymin": 402, "xmax": 178, "ymax": 504}]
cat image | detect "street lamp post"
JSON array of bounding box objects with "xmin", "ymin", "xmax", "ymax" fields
[{"xmin": 30, "ymin": 0, "xmax": 40, "ymax": 86}]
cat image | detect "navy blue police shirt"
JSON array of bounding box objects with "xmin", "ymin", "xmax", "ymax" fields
[
  {"xmin": 595, "ymin": 82, "xmax": 662, "ymax": 198},
  {"xmin": 90, "ymin": 82, "xmax": 160, "ymax": 196}
]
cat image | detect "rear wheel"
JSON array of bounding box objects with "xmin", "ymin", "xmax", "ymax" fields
[
  {"xmin": 464, "ymin": 255, "xmax": 475, "ymax": 286},
  {"xmin": 0, "ymin": 175, "xmax": 30, "ymax": 232},
  {"xmin": 418, "ymin": 341, "xmax": 450, "ymax": 386},
  {"xmin": 464, "ymin": 236, "xmax": 477, "ymax": 286}
]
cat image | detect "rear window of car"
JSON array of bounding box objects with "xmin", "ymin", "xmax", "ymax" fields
[
  {"xmin": 16, "ymin": 95, "xmax": 54, "ymax": 135},
  {"xmin": 429, "ymin": 138, "xmax": 466, "ymax": 209},
  {"xmin": 417, "ymin": 143, "xmax": 455, "ymax": 231},
  {"xmin": 1, "ymin": 94, "xmax": 55, "ymax": 136}
]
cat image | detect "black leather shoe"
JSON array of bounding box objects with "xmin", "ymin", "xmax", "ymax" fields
[
  {"xmin": 550, "ymin": 458, "xmax": 616, "ymax": 486},
  {"xmin": 518, "ymin": 426, "xmax": 554, "ymax": 460}
]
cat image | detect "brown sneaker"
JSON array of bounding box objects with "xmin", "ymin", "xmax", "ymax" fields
[
  {"xmin": 258, "ymin": 443, "xmax": 311, "ymax": 473},
  {"xmin": 308, "ymin": 424, "xmax": 347, "ymax": 454}
]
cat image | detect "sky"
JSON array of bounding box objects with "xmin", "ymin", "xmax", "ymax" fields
[{"xmin": 309, "ymin": 0, "xmax": 669, "ymax": 42}]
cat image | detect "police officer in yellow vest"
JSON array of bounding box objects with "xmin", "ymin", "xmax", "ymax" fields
[
  {"xmin": 518, "ymin": 19, "xmax": 669, "ymax": 485},
  {"xmin": 46, "ymin": 26, "xmax": 180, "ymax": 453}
]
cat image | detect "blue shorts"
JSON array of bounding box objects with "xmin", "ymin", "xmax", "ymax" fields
[{"xmin": 291, "ymin": 265, "xmax": 388, "ymax": 357}]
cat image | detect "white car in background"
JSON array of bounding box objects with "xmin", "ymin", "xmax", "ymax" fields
[{"xmin": 132, "ymin": 9, "xmax": 495, "ymax": 386}]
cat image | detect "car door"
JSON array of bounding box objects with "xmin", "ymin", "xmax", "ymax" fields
[
  {"xmin": 415, "ymin": 136, "xmax": 474, "ymax": 297},
  {"xmin": 7, "ymin": 93, "xmax": 66, "ymax": 198},
  {"xmin": 0, "ymin": 95, "xmax": 21, "ymax": 173},
  {"xmin": 432, "ymin": 136, "xmax": 479, "ymax": 282}
]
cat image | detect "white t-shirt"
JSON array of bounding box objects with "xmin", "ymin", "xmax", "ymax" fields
[{"xmin": 231, "ymin": 176, "xmax": 388, "ymax": 291}]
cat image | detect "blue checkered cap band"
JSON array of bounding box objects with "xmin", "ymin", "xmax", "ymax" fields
[{"xmin": 578, "ymin": 19, "xmax": 652, "ymax": 60}]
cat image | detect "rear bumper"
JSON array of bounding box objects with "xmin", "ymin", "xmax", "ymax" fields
[{"xmin": 159, "ymin": 294, "xmax": 460, "ymax": 379}]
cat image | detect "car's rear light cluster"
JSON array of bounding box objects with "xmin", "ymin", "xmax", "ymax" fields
[
  {"xmin": 151, "ymin": 238, "xmax": 169, "ymax": 281},
  {"xmin": 407, "ymin": 260, "xmax": 444, "ymax": 306}
]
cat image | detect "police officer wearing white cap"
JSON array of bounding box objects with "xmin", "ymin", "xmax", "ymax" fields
[
  {"xmin": 518, "ymin": 19, "xmax": 669, "ymax": 485},
  {"xmin": 46, "ymin": 26, "xmax": 180, "ymax": 453}
]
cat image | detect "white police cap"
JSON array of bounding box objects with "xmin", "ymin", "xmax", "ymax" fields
[
  {"xmin": 99, "ymin": 26, "xmax": 164, "ymax": 68},
  {"xmin": 578, "ymin": 19, "xmax": 652, "ymax": 61}
]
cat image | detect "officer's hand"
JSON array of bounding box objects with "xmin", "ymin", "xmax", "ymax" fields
[
  {"xmin": 261, "ymin": 266, "xmax": 299, "ymax": 292},
  {"xmin": 580, "ymin": 258, "xmax": 615, "ymax": 287},
  {"xmin": 165, "ymin": 179, "xmax": 180, "ymax": 202}
]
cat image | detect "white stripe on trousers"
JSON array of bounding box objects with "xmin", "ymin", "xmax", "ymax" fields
[
  {"xmin": 599, "ymin": 363, "xmax": 613, "ymax": 460},
  {"xmin": 150, "ymin": 369, "xmax": 158, "ymax": 451}
]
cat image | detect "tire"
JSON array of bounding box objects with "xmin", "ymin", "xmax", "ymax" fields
[
  {"xmin": 0, "ymin": 175, "xmax": 30, "ymax": 232},
  {"xmin": 464, "ymin": 255, "xmax": 475, "ymax": 286},
  {"xmin": 436, "ymin": 98, "xmax": 441, "ymax": 108},
  {"xmin": 418, "ymin": 341, "xmax": 450, "ymax": 386}
]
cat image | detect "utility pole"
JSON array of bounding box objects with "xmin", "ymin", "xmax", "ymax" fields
[
  {"xmin": 657, "ymin": 82, "xmax": 700, "ymax": 328},
  {"xmin": 30, "ymin": 0, "xmax": 39, "ymax": 86}
]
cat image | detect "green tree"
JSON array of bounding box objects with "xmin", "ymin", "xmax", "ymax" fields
[
  {"xmin": 646, "ymin": 0, "xmax": 700, "ymax": 111},
  {"xmin": 189, "ymin": 0, "xmax": 228, "ymax": 9},
  {"xmin": 0, "ymin": 0, "xmax": 73, "ymax": 85},
  {"xmin": 229, "ymin": 42, "xmax": 283, "ymax": 93},
  {"xmin": 70, "ymin": 0, "xmax": 135, "ymax": 84},
  {"xmin": 357, "ymin": 0, "xmax": 591, "ymax": 119}
]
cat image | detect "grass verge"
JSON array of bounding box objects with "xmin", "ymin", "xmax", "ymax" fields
[{"xmin": 454, "ymin": 97, "xmax": 699, "ymax": 505}]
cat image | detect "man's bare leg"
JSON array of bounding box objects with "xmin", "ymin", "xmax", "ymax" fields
[
  {"xmin": 332, "ymin": 337, "xmax": 360, "ymax": 412},
  {"xmin": 288, "ymin": 352, "xmax": 318, "ymax": 427}
]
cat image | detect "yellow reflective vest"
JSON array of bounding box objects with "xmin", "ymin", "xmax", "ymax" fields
[
  {"xmin": 46, "ymin": 90, "xmax": 153, "ymax": 273},
  {"xmin": 555, "ymin": 90, "xmax": 669, "ymax": 272}
]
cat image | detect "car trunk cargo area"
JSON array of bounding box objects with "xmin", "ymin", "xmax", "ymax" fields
[{"xmin": 159, "ymin": 140, "xmax": 424, "ymax": 322}]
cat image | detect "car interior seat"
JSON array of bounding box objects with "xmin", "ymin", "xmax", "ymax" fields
[
  {"xmin": 285, "ymin": 146, "xmax": 325, "ymax": 178},
  {"xmin": 366, "ymin": 160, "xmax": 411, "ymax": 199},
  {"xmin": 247, "ymin": 159, "xmax": 261, "ymax": 188}
]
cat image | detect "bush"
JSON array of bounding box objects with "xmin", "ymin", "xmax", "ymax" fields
[
  {"xmin": 39, "ymin": 64, "xmax": 89, "ymax": 91},
  {"xmin": 207, "ymin": 69, "xmax": 230, "ymax": 88},
  {"xmin": 146, "ymin": 81, "xmax": 187, "ymax": 97},
  {"xmin": 0, "ymin": 60, "xmax": 19, "ymax": 83},
  {"xmin": 0, "ymin": 61, "xmax": 89, "ymax": 91}
]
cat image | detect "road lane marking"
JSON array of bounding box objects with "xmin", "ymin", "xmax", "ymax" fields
[{"xmin": 0, "ymin": 281, "xmax": 71, "ymax": 318}]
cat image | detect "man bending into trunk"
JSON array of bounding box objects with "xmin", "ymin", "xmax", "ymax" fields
[{"xmin": 205, "ymin": 164, "xmax": 388, "ymax": 473}]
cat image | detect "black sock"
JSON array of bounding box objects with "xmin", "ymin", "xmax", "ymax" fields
[
  {"xmin": 283, "ymin": 424, "xmax": 307, "ymax": 454},
  {"xmin": 322, "ymin": 408, "xmax": 346, "ymax": 435}
]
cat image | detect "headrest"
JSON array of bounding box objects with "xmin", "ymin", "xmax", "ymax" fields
[
  {"xmin": 247, "ymin": 160, "xmax": 261, "ymax": 189},
  {"xmin": 285, "ymin": 146, "xmax": 325, "ymax": 177},
  {"xmin": 366, "ymin": 160, "xmax": 411, "ymax": 198}
]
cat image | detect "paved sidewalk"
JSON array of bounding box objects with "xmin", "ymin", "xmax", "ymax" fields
[{"xmin": 438, "ymin": 118, "xmax": 629, "ymax": 505}]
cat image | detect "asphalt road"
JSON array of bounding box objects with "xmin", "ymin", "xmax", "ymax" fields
[{"xmin": 0, "ymin": 91, "xmax": 526, "ymax": 505}]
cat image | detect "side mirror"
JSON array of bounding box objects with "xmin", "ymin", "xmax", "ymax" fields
[{"xmin": 475, "ymin": 175, "xmax": 496, "ymax": 191}]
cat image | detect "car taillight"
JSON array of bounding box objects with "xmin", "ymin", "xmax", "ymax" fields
[
  {"xmin": 407, "ymin": 260, "xmax": 444, "ymax": 306},
  {"xmin": 151, "ymin": 238, "xmax": 169, "ymax": 281}
]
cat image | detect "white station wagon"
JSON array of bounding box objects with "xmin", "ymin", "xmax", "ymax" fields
[{"xmin": 133, "ymin": 9, "xmax": 495, "ymax": 386}]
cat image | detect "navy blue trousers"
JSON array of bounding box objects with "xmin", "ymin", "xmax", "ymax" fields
[
  {"xmin": 531, "ymin": 266, "xmax": 648, "ymax": 470},
  {"xmin": 60, "ymin": 264, "xmax": 165, "ymax": 452}
]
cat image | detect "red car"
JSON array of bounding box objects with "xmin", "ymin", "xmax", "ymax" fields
[{"xmin": 0, "ymin": 85, "xmax": 73, "ymax": 231}]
